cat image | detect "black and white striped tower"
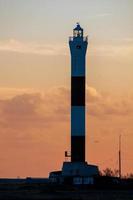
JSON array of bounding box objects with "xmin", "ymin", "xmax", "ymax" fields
[
  {"xmin": 69, "ymin": 23, "xmax": 88, "ymax": 163},
  {"xmin": 49, "ymin": 24, "xmax": 99, "ymax": 181}
]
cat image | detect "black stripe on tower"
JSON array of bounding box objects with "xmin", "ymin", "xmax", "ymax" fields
[
  {"xmin": 71, "ymin": 76, "xmax": 85, "ymax": 106},
  {"xmin": 71, "ymin": 136, "xmax": 85, "ymax": 162}
]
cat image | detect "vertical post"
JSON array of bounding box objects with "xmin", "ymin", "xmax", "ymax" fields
[{"xmin": 119, "ymin": 135, "xmax": 122, "ymax": 178}]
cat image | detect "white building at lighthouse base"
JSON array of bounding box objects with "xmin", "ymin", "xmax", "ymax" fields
[{"xmin": 49, "ymin": 162, "xmax": 99, "ymax": 185}]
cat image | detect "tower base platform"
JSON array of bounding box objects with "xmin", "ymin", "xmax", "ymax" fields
[{"xmin": 49, "ymin": 162, "xmax": 99, "ymax": 185}]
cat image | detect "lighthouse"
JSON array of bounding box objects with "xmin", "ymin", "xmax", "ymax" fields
[
  {"xmin": 69, "ymin": 23, "xmax": 87, "ymax": 163},
  {"xmin": 49, "ymin": 24, "xmax": 99, "ymax": 184}
]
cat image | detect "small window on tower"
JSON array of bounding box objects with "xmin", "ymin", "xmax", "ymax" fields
[
  {"xmin": 76, "ymin": 45, "xmax": 81, "ymax": 49},
  {"xmin": 79, "ymin": 30, "xmax": 82, "ymax": 37}
]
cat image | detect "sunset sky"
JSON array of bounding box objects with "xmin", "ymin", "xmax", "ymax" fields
[{"xmin": 0, "ymin": 0, "xmax": 133, "ymax": 178}]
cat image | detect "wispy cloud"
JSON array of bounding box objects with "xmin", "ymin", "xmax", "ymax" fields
[
  {"xmin": 88, "ymin": 13, "xmax": 112, "ymax": 19},
  {"xmin": 0, "ymin": 39, "xmax": 67, "ymax": 56},
  {"xmin": 89, "ymin": 43, "xmax": 133, "ymax": 57},
  {"xmin": 95, "ymin": 13, "xmax": 112, "ymax": 17},
  {"xmin": 0, "ymin": 38, "xmax": 132, "ymax": 58},
  {"xmin": 0, "ymin": 87, "xmax": 39, "ymax": 100}
]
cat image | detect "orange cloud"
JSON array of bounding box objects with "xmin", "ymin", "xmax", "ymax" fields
[
  {"xmin": 0, "ymin": 86, "xmax": 132, "ymax": 147},
  {"xmin": 0, "ymin": 86, "xmax": 132, "ymax": 130},
  {"xmin": 0, "ymin": 86, "xmax": 133, "ymax": 177},
  {"xmin": 0, "ymin": 39, "xmax": 67, "ymax": 56}
]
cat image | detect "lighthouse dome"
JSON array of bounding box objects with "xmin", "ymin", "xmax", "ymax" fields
[{"xmin": 73, "ymin": 23, "xmax": 83, "ymax": 37}]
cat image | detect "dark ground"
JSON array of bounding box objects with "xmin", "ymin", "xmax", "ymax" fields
[
  {"xmin": 0, "ymin": 189, "xmax": 133, "ymax": 200},
  {"xmin": 0, "ymin": 184, "xmax": 133, "ymax": 200}
]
